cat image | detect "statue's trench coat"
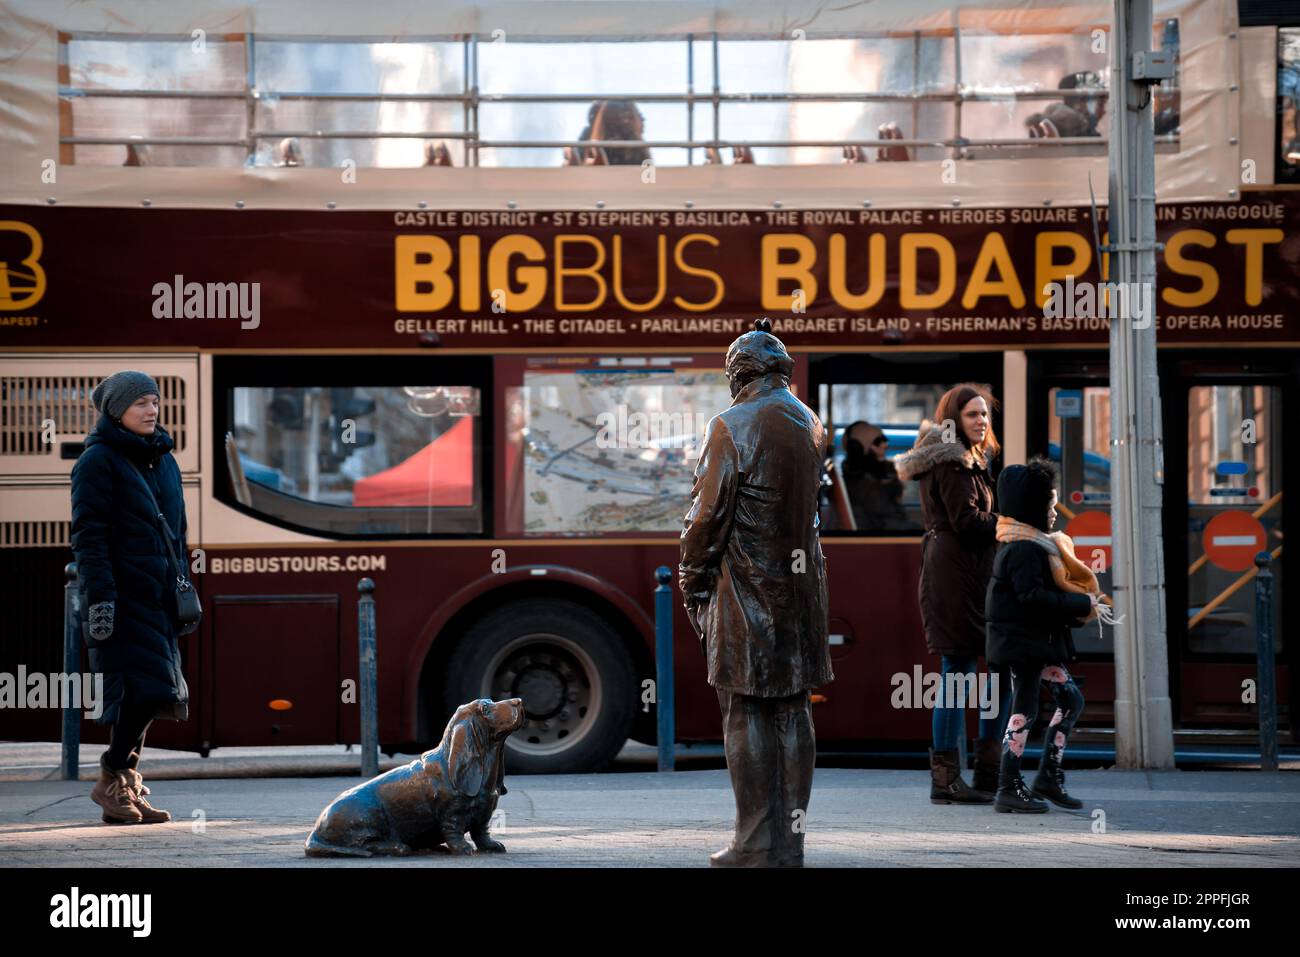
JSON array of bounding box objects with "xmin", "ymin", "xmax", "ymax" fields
[{"xmin": 679, "ymin": 372, "xmax": 833, "ymax": 697}]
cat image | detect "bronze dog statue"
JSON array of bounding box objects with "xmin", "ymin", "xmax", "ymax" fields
[{"xmin": 304, "ymin": 697, "xmax": 526, "ymax": 857}]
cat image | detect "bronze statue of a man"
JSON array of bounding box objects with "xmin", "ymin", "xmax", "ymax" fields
[{"xmin": 679, "ymin": 319, "xmax": 832, "ymax": 867}]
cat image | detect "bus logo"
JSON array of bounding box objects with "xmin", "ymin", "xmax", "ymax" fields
[{"xmin": 0, "ymin": 221, "xmax": 47, "ymax": 310}]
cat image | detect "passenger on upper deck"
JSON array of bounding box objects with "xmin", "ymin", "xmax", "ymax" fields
[
  {"xmin": 274, "ymin": 137, "xmax": 304, "ymax": 167},
  {"xmin": 1025, "ymin": 71, "xmax": 1106, "ymax": 139},
  {"xmin": 562, "ymin": 100, "xmax": 651, "ymax": 166},
  {"xmin": 423, "ymin": 141, "xmax": 454, "ymax": 166}
]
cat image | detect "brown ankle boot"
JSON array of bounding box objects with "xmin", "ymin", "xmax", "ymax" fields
[
  {"xmin": 91, "ymin": 756, "xmax": 143, "ymax": 825},
  {"xmin": 929, "ymin": 748, "xmax": 993, "ymax": 804},
  {"xmin": 123, "ymin": 753, "xmax": 171, "ymax": 824}
]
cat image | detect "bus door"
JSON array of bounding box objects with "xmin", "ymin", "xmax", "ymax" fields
[
  {"xmin": 1028, "ymin": 354, "xmax": 1117, "ymax": 728},
  {"xmin": 1165, "ymin": 357, "xmax": 1291, "ymax": 735}
]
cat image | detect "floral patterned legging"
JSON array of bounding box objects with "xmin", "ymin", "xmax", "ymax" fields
[{"xmin": 1002, "ymin": 664, "xmax": 1085, "ymax": 761}]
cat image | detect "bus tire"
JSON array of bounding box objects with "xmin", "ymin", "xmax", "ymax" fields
[{"xmin": 444, "ymin": 598, "xmax": 637, "ymax": 774}]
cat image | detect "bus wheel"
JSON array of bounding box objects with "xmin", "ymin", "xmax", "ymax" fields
[{"xmin": 446, "ymin": 599, "xmax": 636, "ymax": 774}]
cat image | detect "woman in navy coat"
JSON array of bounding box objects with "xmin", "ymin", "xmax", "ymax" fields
[{"xmin": 71, "ymin": 371, "xmax": 191, "ymax": 824}]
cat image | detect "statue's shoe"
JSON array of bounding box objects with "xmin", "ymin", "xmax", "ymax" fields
[{"xmin": 708, "ymin": 845, "xmax": 776, "ymax": 868}]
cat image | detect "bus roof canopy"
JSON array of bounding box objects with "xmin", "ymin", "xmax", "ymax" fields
[{"xmin": 0, "ymin": 0, "xmax": 1245, "ymax": 208}]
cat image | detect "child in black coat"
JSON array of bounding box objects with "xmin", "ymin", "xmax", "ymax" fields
[{"xmin": 986, "ymin": 459, "xmax": 1100, "ymax": 812}]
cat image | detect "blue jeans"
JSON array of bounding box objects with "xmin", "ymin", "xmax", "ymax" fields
[{"xmin": 931, "ymin": 654, "xmax": 1012, "ymax": 751}]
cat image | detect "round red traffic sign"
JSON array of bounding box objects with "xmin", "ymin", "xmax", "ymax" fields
[
  {"xmin": 1065, "ymin": 510, "xmax": 1111, "ymax": 571},
  {"xmin": 1202, "ymin": 511, "xmax": 1267, "ymax": 572}
]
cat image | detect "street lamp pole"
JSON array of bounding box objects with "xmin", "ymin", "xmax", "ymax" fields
[{"xmin": 1108, "ymin": 0, "xmax": 1176, "ymax": 768}]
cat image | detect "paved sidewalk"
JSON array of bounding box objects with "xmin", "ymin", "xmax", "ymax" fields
[{"xmin": 2, "ymin": 766, "xmax": 1297, "ymax": 867}]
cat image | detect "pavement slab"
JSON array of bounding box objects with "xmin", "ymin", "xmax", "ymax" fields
[{"xmin": 2, "ymin": 766, "xmax": 1296, "ymax": 868}]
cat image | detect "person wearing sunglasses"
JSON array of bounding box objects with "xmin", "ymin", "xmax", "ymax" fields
[{"xmin": 841, "ymin": 421, "xmax": 907, "ymax": 533}]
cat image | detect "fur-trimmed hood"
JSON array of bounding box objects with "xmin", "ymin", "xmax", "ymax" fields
[{"xmin": 894, "ymin": 420, "xmax": 979, "ymax": 481}]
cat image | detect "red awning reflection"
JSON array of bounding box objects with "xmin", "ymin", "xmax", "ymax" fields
[{"xmin": 351, "ymin": 416, "xmax": 474, "ymax": 507}]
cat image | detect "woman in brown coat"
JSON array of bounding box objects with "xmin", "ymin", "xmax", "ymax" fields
[{"xmin": 895, "ymin": 383, "xmax": 1011, "ymax": 804}]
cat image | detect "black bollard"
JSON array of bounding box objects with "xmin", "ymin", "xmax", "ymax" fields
[
  {"xmin": 654, "ymin": 566, "xmax": 675, "ymax": 772},
  {"xmin": 1253, "ymin": 552, "xmax": 1278, "ymax": 772},
  {"xmin": 357, "ymin": 578, "xmax": 379, "ymax": 779}
]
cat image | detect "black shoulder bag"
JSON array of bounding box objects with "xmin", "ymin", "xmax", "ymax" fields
[{"xmin": 132, "ymin": 464, "xmax": 203, "ymax": 633}]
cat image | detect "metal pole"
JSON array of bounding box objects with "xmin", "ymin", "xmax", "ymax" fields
[
  {"xmin": 1253, "ymin": 552, "xmax": 1278, "ymax": 771},
  {"xmin": 61, "ymin": 562, "xmax": 80, "ymax": 781},
  {"xmin": 1108, "ymin": 0, "xmax": 1175, "ymax": 768},
  {"xmin": 357, "ymin": 577, "xmax": 379, "ymax": 779},
  {"xmin": 654, "ymin": 566, "xmax": 675, "ymax": 772},
  {"xmin": 686, "ymin": 33, "xmax": 695, "ymax": 166}
]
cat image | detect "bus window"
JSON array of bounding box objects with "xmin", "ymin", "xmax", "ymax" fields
[
  {"xmin": 1047, "ymin": 385, "xmax": 1114, "ymax": 654},
  {"xmin": 501, "ymin": 359, "xmax": 729, "ymax": 535},
  {"xmin": 227, "ymin": 385, "xmax": 482, "ymax": 535},
  {"xmin": 1186, "ymin": 385, "xmax": 1284, "ymax": 654},
  {"xmin": 818, "ymin": 382, "xmax": 946, "ymax": 534}
]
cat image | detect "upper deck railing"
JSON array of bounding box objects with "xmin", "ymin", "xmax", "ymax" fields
[{"xmin": 57, "ymin": 31, "xmax": 1163, "ymax": 168}]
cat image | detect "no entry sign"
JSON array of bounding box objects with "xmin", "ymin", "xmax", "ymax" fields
[
  {"xmin": 1066, "ymin": 510, "xmax": 1112, "ymax": 571},
  {"xmin": 1202, "ymin": 511, "xmax": 1267, "ymax": 572}
]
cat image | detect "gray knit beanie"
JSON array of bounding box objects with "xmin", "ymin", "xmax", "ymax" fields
[{"xmin": 92, "ymin": 371, "xmax": 160, "ymax": 420}]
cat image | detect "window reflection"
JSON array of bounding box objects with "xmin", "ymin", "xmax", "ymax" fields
[
  {"xmin": 819, "ymin": 382, "xmax": 945, "ymax": 533},
  {"xmin": 502, "ymin": 361, "xmax": 729, "ymax": 535},
  {"xmin": 228, "ymin": 385, "xmax": 481, "ymax": 535}
]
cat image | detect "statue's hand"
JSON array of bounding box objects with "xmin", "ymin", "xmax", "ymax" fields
[{"xmin": 685, "ymin": 597, "xmax": 709, "ymax": 655}]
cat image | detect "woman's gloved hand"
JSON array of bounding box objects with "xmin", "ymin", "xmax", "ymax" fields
[{"xmin": 85, "ymin": 600, "xmax": 115, "ymax": 641}]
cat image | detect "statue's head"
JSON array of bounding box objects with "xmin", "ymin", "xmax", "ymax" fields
[{"xmin": 725, "ymin": 318, "xmax": 794, "ymax": 398}]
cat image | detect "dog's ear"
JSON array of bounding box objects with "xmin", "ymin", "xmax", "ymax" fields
[
  {"xmin": 448, "ymin": 717, "xmax": 488, "ymax": 796},
  {"xmin": 494, "ymin": 738, "xmax": 509, "ymax": 795}
]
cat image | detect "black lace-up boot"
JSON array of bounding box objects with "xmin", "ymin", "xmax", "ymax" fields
[
  {"xmin": 994, "ymin": 747, "xmax": 1048, "ymax": 813},
  {"xmin": 1031, "ymin": 731, "xmax": 1083, "ymax": 810}
]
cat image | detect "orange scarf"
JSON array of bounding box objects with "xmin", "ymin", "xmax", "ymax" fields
[{"xmin": 996, "ymin": 516, "xmax": 1119, "ymax": 625}]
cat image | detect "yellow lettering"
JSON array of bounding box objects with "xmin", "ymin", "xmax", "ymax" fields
[
  {"xmin": 828, "ymin": 233, "xmax": 885, "ymax": 310},
  {"xmin": 1225, "ymin": 228, "xmax": 1283, "ymax": 306},
  {"xmin": 1161, "ymin": 229, "xmax": 1218, "ymax": 307},
  {"xmin": 487, "ymin": 235, "xmax": 546, "ymax": 312},
  {"xmin": 899, "ymin": 233, "xmax": 956, "ymax": 310},
  {"xmin": 612, "ymin": 234, "xmax": 667, "ymax": 312},
  {"xmin": 672, "ymin": 234, "xmax": 724, "ymax": 312},
  {"xmin": 962, "ymin": 232, "xmax": 1025, "ymax": 309},
  {"xmin": 395, "ymin": 235, "xmax": 453, "ymax": 312},
  {"xmin": 761, "ymin": 234, "xmax": 818, "ymax": 311},
  {"xmin": 1035, "ymin": 231, "xmax": 1092, "ymax": 307},
  {"xmin": 458, "ymin": 235, "xmax": 480, "ymax": 311},
  {"xmin": 554, "ymin": 235, "xmax": 607, "ymax": 311}
]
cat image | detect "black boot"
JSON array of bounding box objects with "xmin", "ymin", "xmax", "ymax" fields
[
  {"xmin": 929, "ymin": 748, "xmax": 993, "ymax": 805},
  {"xmin": 971, "ymin": 738, "xmax": 1000, "ymax": 798},
  {"xmin": 1031, "ymin": 730, "xmax": 1083, "ymax": 810},
  {"xmin": 994, "ymin": 747, "xmax": 1048, "ymax": 813}
]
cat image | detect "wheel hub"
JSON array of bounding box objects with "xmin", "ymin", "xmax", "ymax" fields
[{"xmin": 484, "ymin": 636, "xmax": 601, "ymax": 756}]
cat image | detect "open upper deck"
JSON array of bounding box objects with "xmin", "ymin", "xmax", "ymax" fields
[{"xmin": 0, "ymin": 0, "xmax": 1259, "ymax": 209}]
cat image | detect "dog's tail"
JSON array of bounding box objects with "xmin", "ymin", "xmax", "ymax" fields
[{"xmin": 304, "ymin": 832, "xmax": 373, "ymax": 858}]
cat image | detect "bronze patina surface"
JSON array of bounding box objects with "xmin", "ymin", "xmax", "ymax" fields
[
  {"xmin": 679, "ymin": 318, "xmax": 832, "ymax": 867},
  {"xmin": 304, "ymin": 697, "xmax": 525, "ymax": 857}
]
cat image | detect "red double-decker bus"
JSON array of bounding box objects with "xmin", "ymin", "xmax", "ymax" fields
[{"xmin": 1, "ymin": 0, "xmax": 1293, "ymax": 770}]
